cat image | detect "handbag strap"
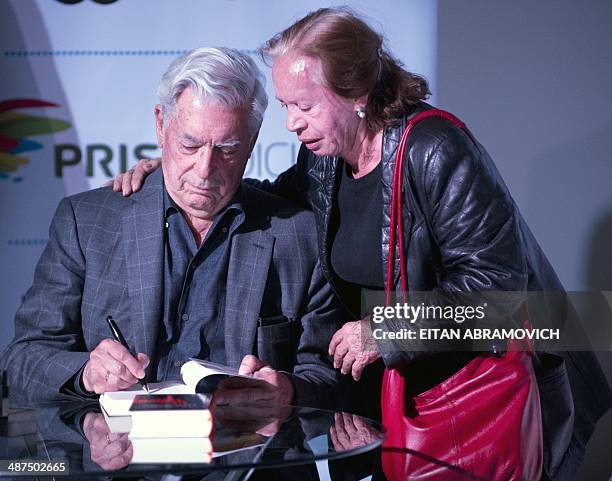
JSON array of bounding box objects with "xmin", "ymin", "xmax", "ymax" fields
[{"xmin": 385, "ymin": 109, "xmax": 468, "ymax": 306}]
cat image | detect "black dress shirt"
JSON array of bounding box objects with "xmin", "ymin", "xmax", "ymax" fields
[{"xmin": 155, "ymin": 187, "xmax": 245, "ymax": 381}]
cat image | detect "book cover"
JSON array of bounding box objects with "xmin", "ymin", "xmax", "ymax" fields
[{"xmin": 130, "ymin": 394, "xmax": 211, "ymax": 411}]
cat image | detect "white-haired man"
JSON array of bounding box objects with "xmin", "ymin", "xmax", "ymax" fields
[{"xmin": 1, "ymin": 47, "xmax": 344, "ymax": 408}]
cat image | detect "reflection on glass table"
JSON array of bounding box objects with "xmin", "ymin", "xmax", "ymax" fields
[{"xmin": 0, "ymin": 401, "xmax": 384, "ymax": 480}]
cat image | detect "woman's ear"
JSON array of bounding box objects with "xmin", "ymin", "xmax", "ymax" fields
[{"xmin": 354, "ymin": 95, "xmax": 369, "ymax": 117}]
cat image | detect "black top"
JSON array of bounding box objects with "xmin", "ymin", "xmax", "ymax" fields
[
  {"xmin": 331, "ymin": 160, "xmax": 384, "ymax": 290},
  {"xmin": 330, "ymin": 158, "xmax": 476, "ymax": 401}
]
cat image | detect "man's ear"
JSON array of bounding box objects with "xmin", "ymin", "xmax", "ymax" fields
[{"xmin": 154, "ymin": 104, "xmax": 165, "ymax": 149}]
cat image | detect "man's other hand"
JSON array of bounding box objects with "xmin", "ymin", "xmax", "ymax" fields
[
  {"xmin": 82, "ymin": 339, "xmax": 149, "ymax": 394},
  {"xmin": 213, "ymin": 355, "xmax": 294, "ymax": 406}
]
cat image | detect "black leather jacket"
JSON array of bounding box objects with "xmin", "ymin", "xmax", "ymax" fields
[
  {"xmin": 254, "ymin": 103, "xmax": 561, "ymax": 324},
  {"xmin": 250, "ymin": 102, "xmax": 611, "ymax": 479}
]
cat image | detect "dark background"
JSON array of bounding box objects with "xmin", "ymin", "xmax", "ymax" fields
[{"xmin": 437, "ymin": 1, "xmax": 612, "ymax": 479}]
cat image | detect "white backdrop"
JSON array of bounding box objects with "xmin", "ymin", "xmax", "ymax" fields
[{"xmin": 0, "ymin": 0, "xmax": 437, "ymax": 350}]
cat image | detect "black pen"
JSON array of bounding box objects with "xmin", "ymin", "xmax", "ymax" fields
[{"xmin": 106, "ymin": 315, "xmax": 149, "ymax": 393}]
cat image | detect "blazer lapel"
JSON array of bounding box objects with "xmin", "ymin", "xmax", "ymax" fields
[
  {"xmin": 223, "ymin": 227, "xmax": 274, "ymax": 369},
  {"xmin": 122, "ymin": 169, "xmax": 165, "ymax": 374}
]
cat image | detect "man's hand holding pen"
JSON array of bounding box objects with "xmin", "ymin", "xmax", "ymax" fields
[{"xmin": 82, "ymin": 338, "xmax": 149, "ymax": 394}]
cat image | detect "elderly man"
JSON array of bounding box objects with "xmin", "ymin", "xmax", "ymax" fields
[{"xmin": 1, "ymin": 47, "xmax": 343, "ymax": 407}]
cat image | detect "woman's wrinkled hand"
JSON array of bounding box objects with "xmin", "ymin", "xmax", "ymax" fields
[
  {"xmin": 103, "ymin": 157, "xmax": 161, "ymax": 196},
  {"xmin": 328, "ymin": 318, "xmax": 381, "ymax": 381}
]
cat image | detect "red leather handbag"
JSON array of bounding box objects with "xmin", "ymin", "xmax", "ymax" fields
[{"xmin": 380, "ymin": 110, "xmax": 543, "ymax": 481}]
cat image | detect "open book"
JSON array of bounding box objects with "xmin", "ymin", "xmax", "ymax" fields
[{"xmin": 99, "ymin": 359, "xmax": 268, "ymax": 417}]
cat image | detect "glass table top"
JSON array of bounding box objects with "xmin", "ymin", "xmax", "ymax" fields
[{"xmin": 0, "ymin": 400, "xmax": 385, "ymax": 479}]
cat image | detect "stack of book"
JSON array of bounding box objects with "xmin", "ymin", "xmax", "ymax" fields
[
  {"xmin": 128, "ymin": 393, "xmax": 214, "ymax": 464},
  {"xmin": 99, "ymin": 360, "xmax": 269, "ymax": 464}
]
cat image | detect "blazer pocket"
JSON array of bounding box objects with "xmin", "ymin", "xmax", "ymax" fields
[
  {"xmin": 256, "ymin": 316, "xmax": 299, "ymax": 371},
  {"xmin": 257, "ymin": 314, "xmax": 293, "ymax": 328},
  {"xmin": 536, "ymin": 352, "xmax": 574, "ymax": 479}
]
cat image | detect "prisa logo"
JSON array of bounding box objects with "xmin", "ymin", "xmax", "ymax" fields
[{"xmin": 0, "ymin": 99, "xmax": 71, "ymax": 182}]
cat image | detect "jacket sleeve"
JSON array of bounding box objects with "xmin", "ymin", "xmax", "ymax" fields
[
  {"xmin": 0, "ymin": 198, "xmax": 92, "ymax": 403},
  {"xmin": 424, "ymin": 125, "xmax": 527, "ymax": 291},
  {"xmin": 244, "ymin": 143, "xmax": 312, "ymax": 209},
  {"xmin": 286, "ymin": 257, "xmax": 351, "ymax": 410},
  {"xmin": 381, "ymin": 121, "xmax": 528, "ymax": 368}
]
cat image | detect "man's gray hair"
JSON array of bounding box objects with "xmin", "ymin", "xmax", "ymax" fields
[{"xmin": 158, "ymin": 47, "xmax": 268, "ymax": 136}]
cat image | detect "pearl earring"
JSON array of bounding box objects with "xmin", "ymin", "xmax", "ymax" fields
[{"xmin": 356, "ymin": 107, "xmax": 366, "ymax": 119}]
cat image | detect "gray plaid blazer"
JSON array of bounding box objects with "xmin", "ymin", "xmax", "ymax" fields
[{"xmin": 2, "ymin": 170, "xmax": 345, "ymax": 407}]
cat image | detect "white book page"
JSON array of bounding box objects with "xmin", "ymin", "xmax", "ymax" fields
[
  {"xmin": 180, "ymin": 359, "xmax": 240, "ymax": 388},
  {"xmin": 181, "ymin": 359, "xmax": 269, "ymax": 389}
]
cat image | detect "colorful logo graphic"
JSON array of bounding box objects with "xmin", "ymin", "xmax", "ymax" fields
[{"xmin": 0, "ymin": 99, "xmax": 71, "ymax": 182}]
